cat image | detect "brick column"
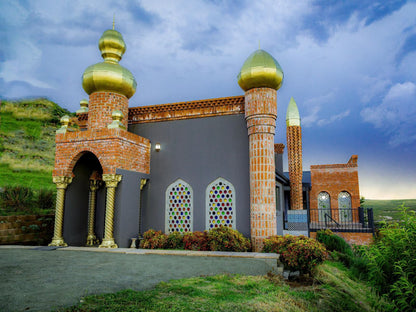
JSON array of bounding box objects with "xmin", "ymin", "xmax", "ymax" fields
[
  {"xmin": 49, "ymin": 176, "xmax": 72, "ymax": 247},
  {"xmin": 287, "ymin": 125, "xmax": 303, "ymax": 210},
  {"xmin": 245, "ymin": 88, "xmax": 277, "ymax": 252},
  {"xmin": 88, "ymin": 92, "xmax": 129, "ymax": 130}
]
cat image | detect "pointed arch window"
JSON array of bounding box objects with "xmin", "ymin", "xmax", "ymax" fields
[
  {"xmin": 206, "ymin": 178, "xmax": 236, "ymax": 230},
  {"xmin": 165, "ymin": 179, "xmax": 193, "ymax": 233},
  {"xmin": 338, "ymin": 191, "xmax": 352, "ymax": 222},
  {"xmin": 318, "ymin": 192, "xmax": 330, "ymax": 222}
]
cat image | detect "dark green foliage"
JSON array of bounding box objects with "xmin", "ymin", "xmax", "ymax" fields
[
  {"xmin": 207, "ymin": 226, "xmax": 251, "ymax": 252},
  {"xmin": 316, "ymin": 229, "xmax": 352, "ymax": 255},
  {"xmin": 0, "ymin": 185, "xmax": 34, "ymax": 213},
  {"xmin": 166, "ymin": 231, "xmax": 184, "ymax": 249},
  {"xmin": 35, "ymin": 188, "xmax": 55, "ymax": 211},
  {"xmin": 263, "ymin": 235, "xmax": 328, "ymax": 275},
  {"xmin": 352, "ymin": 207, "xmax": 416, "ymax": 311},
  {"xmin": 183, "ymin": 231, "xmax": 209, "ymax": 251}
]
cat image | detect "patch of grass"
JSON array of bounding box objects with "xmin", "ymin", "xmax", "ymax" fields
[
  {"xmin": 0, "ymin": 163, "xmax": 54, "ymax": 191},
  {"xmin": 363, "ymin": 199, "xmax": 416, "ymax": 222},
  {"xmin": 61, "ymin": 262, "xmax": 382, "ymax": 312}
]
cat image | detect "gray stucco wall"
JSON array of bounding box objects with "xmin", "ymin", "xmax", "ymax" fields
[
  {"xmin": 114, "ymin": 169, "xmax": 149, "ymax": 248},
  {"xmin": 129, "ymin": 114, "xmax": 251, "ymax": 237}
]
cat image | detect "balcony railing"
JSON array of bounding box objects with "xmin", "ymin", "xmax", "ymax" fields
[{"xmin": 309, "ymin": 207, "xmax": 374, "ymax": 233}]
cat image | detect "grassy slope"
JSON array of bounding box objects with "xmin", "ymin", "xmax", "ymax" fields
[
  {"xmin": 62, "ymin": 262, "xmax": 380, "ymax": 312},
  {"xmin": 0, "ymin": 98, "xmax": 70, "ymax": 190},
  {"xmin": 362, "ymin": 199, "xmax": 416, "ymax": 222}
]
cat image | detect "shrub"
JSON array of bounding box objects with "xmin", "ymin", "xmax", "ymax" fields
[
  {"xmin": 140, "ymin": 230, "xmax": 168, "ymax": 249},
  {"xmin": 166, "ymin": 231, "xmax": 184, "ymax": 249},
  {"xmin": 356, "ymin": 207, "xmax": 416, "ymax": 311},
  {"xmin": 183, "ymin": 231, "xmax": 209, "ymax": 251},
  {"xmin": 316, "ymin": 229, "xmax": 352, "ymax": 255},
  {"xmin": 0, "ymin": 185, "xmax": 34, "ymax": 213},
  {"xmin": 35, "ymin": 189, "xmax": 55, "ymax": 211},
  {"xmin": 207, "ymin": 226, "xmax": 251, "ymax": 252},
  {"xmin": 263, "ymin": 235, "xmax": 328, "ymax": 275}
]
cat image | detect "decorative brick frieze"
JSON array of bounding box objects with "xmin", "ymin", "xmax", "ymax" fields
[
  {"xmin": 287, "ymin": 125, "xmax": 303, "ymax": 210},
  {"xmin": 76, "ymin": 95, "xmax": 245, "ymax": 127},
  {"xmin": 245, "ymin": 87, "xmax": 277, "ymax": 252}
]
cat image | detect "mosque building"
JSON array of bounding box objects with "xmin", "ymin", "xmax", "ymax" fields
[{"xmin": 49, "ymin": 27, "xmax": 374, "ymax": 252}]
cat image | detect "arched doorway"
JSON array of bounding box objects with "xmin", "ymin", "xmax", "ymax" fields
[{"xmin": 63, "ymin": 152, "xmax": 104, "ymax": 246}]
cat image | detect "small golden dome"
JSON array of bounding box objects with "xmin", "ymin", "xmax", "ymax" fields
[
  {"xmin": 237, "ymin": 49, "xmax": 283, "ymax": 91},
  {"xmin": 82, "ymin": 29, "xmax": 137, "ymax": 99}
]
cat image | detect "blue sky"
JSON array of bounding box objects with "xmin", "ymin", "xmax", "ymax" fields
[{"xmin": 1, "ymin": 0, "xmax": 415, "ymax": 199}]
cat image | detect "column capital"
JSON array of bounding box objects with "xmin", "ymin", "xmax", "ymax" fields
[
  {"xmin": 102, "ymin": 174, "xmax": 122, "ymax": 188},
  {"xmin": 52, "ymin": 176, "xmax": 73, "ymax": 189},
  {"xmin": 89, "ymin": 179, "xmax": 103, "ymax": 192}
]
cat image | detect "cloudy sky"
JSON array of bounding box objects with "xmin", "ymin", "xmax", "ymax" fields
[{"xmin": 1, "ymin": 0, "xmax": 416, "ymax": 200}]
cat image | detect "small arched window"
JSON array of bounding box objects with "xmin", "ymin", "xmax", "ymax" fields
[
  {"xmin": 318, "ymin": 192, "xmax": 331, "ymax": 222},
  {"xmin": 206, "ymin": 178, "xmax": 236, "ymax": 230},
  {"xmin": 165, "ymin": 179, "xmax": 193, "ymax": 233},
  {"xmin": 338, "ymin": 191, "xmax": 352, "ymax": 222}
]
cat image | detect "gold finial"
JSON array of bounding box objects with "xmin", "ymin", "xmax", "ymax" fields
[
  {"xmin": 113, "ymin": 14, "xmax": 115, "ymax": 30},
  {"xmin": 108, "ymin": 110, "xmax": 126, "ymax": 129},
  {"xmin": 286, "ymin": 97, "xmax": 301, "ymax": 127}
]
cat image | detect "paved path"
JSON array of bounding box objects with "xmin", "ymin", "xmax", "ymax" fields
[{"xmin": 0, "ymin": 246, "xmax": 278, "ymax": 311}]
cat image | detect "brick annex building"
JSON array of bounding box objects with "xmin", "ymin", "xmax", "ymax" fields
[{"xmin": 49, "ymin": 27, "xmax": 373, "ymax": 252}]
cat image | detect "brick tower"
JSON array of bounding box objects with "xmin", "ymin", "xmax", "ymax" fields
[
  {"xmin": 238, "ymin": 49, "xmax": 284, "ymax": 251},
  {"xmin": 286, "ymin": 97, "xmax": 303, "ymax": 210}
]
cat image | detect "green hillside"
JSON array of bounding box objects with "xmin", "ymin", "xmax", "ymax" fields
[
  {"xmin": 0, "ymin": 98, "xmax": 71, "ymax": 190},
  {"xmin": 362, "ymin": 199, "xmax": 416, "ymax": 222}
]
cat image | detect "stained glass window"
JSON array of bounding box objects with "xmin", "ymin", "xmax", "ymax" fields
[
  {"xmin": 338, "ymin": 191, "xmax": 352, "ymax": 222},
  {"xmin": 165, "ymin": 179, "xmax": 193, "ymax": 233},
  {"xmin": 318, "ymin": 192, "xmax": 331, "ymax": 222},
  {"xmin": 206, "ymin": 178, "xmax": 235, "ymax": 230}
]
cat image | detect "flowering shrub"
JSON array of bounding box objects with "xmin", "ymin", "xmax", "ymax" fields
[
  {"xmin": 166, "ymin": 231, "xmax": 184, "ymax": 249},
  {"xmin": 140, "ymin": 230, "xmax": 168, "ymax": 249},
  {"xmin": 207, "ymin": 226, "xmax": 251, "ymax": 252},
  {"xmin": 263, "ymin": 235, "xmax": 328, "ymax": 275},
  {"xmin": 183, "ymin": 231, "xmax": 209, "ymax": 251},
  {"xmin": 139, "ymin": 227, "xmax": 251, "ymax": 252}
]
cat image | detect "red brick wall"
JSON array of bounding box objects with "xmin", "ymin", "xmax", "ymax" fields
[
  {"xmin": 287, "ymin": 125, "xmax": 303, "ymax": 210},
  {"xmin": 53, "ymin": 128, "xmax": 150, "ymax": 176},
  {"xmin": 88, "ymin": 92, "xmax": 129, "ymax": 130},
  {"xmin": 245, "ymin": 87, "xmax": 277, "ymax": 251},
  {"xmin": 310, "ymin": 231, "xmax": 373, "ymax": 245},
  {"xmin": 310, "ymin": 156, "xmax": 360, "ymax": 221}
]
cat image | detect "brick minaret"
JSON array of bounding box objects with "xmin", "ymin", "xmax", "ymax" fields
[
  {"xmin": 238, "ymin": 49, "xmax": 284, "ymax": 251},
  {"xmin": 286, "ymin": 97, "xmax": 303, "ymax": 210}
]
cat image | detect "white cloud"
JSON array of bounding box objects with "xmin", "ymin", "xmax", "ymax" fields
[{"xmin": 317, "ymin": 109, "xmax": 350, "ymax": 126}]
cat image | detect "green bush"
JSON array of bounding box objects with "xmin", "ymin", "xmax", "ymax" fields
[
  {"xmin": 263, "ymin": 235, "xmax": 328, "ymax": 275},
  {"xmin": 166, "ymin": 231, "xmax": 184, "ymax": 249},
  {"xmin": 35, "ymin": 189, "xmax": 55, "ymax": 211},
  {"xmin": 316, "ymin": 229, "xmax": 352, "ymax": 255},
  {"xmin": 207, "ymin": 226, "xmax": 251, "ymax": 252},
  {"xmin": 183, "ymin": 231, "xmax": 209, "ymax": 251},
  {"xmin": 139, "ymin": 230, "xmax": 168, "ymax": 249},
  {"xmin": 0, "ymin": 185, "xmax": 34, "ymax": 213},
  {"xmin": 356, "ymin": 208, "xmax": 416, "ymax": 311}
]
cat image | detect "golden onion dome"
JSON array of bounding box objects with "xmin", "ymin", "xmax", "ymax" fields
[
  {"xmin": 82, "ymin": 29, "xmax": 137, "ymax": 99},
  {"xmin": 237, "ymin": 49, "xmax": 283, "ymax": 91}
]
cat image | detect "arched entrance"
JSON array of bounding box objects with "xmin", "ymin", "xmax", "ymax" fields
[{"xmin": 63, "ymin": 152, "xmax": 105, "ymax": 246}]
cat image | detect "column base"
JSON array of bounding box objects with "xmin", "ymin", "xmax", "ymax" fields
[
  {"xmin": 98, "ymin": 238, "xmax": 118, "ymax": 248},
  {"xmin": 48, "ymin": 238, "xmax": 68, "ymax": 247},
  {"xmin": 86, "ymin": 234, "xmax": 99, "ymax": 247}
]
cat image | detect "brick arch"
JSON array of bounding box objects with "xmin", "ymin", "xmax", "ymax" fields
[{"xmin": 68, "ymin": 149, "xmax": 105, "ymax": 176}]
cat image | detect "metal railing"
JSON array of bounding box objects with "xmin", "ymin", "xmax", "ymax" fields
[{"xmin": 309, "ymin": 207, "xmax": 374, "ymax": 233}]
